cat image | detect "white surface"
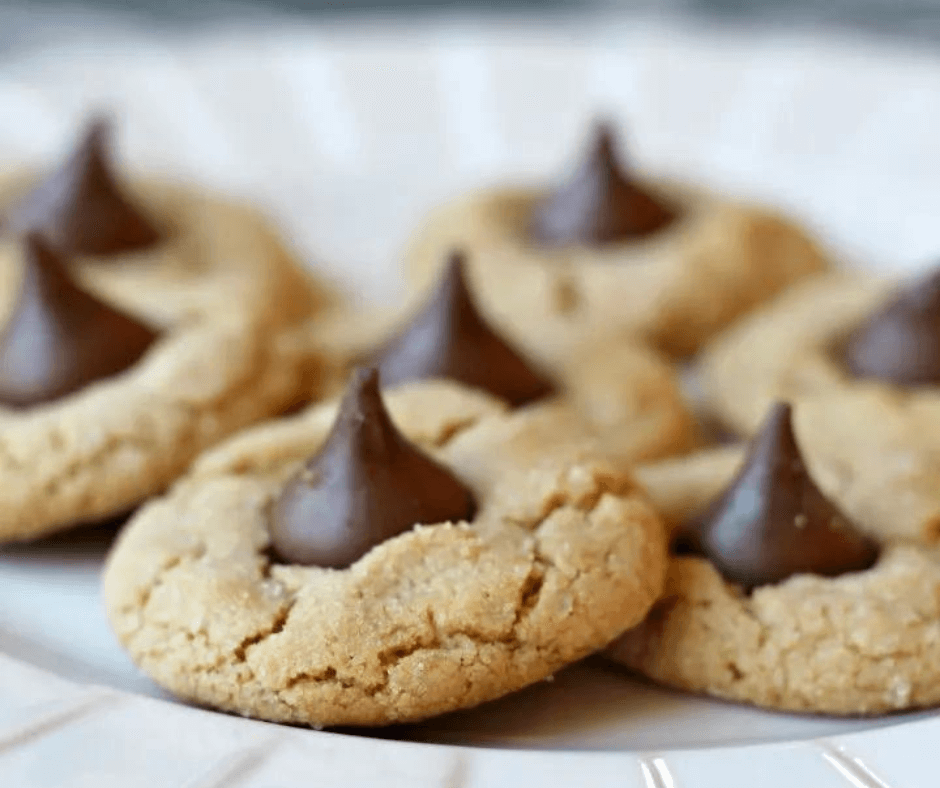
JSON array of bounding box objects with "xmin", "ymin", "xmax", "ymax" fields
[{"xmin": 1, "ymin": 18, "xmax": 940, "ymax": 786}]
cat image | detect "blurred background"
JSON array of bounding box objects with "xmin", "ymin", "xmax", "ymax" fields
[
  {"xmin": 6, "ymin": 0, "xmax": 940, "ymax": 53},
  {"xmin": 2, "ymin": 0, "xmax": 938, "ymax": 289}
]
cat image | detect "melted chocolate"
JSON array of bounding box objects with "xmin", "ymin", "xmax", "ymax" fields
[
  {"xmin": 529, "ymin": 123, "xmax": 674, "ymax": 247},
  {"xmin": 0, "ymin": 234, "xmax": 158, "ymax": 407},
  {"xmin": 2, "ymin": 118, "xmax": 162, "ymax": 256},
  {"xmin": 842, "ymin": 267, "xmax": 940, "ymax": 385},
  {"xmin": 675, "ymin": 402, "xmax": 879, "ymax": 589},
  {"xmin": 269, "ymin": 367, "xmax": 476, "ymax": 568},
  {"xmin": 369, "ymin": 251, "xmax": 555, "ymax": 407}
]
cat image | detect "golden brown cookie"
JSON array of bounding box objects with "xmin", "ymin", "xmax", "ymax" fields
[
  {"xmin": 700, "ymin": 272, "xmax": 940, "ymax": 542},
  {"xmin": 612, "ymin": 442, "xmax": 940, "ymax": 716},
  {"xmin": 633, "ymin": 444, "xmax": 744, "ymax": 535},
  {"xmin": 699, "ymin": 272, "xmax": 889, "ymax": 432},
  {"xmin": 403, "ymin": 128, "xmax": 827, "ymax": 362},
  {"xmin": 0, "ymin": 126, "xmax": 328, "ymax": 542},
  {"xmin": 312, "ymin": 259, "xmax": 700, "ymax": 466},
  {"xmin": 103, "ymin": 378, "xmax": 668, "ymax": 727}
]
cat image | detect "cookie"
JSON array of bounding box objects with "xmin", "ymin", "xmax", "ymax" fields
[
  {"xmin": 0, "ymin": 120, "xmax": 328, "ymax": 542},
  {"xmin": 633, "ymin": 443, "xmax": 744, "ymax": 535},
  {"xmin": 103, "ymin": 370, "xmax": 668, "ymax": 727},
  {"xmin": 403, "ymin": 124, "xmax": 827, "ymax": 361},
  {"xmin": 611, "ymin": 403, "xmax": 940, "ymax": 716},
  {"xmin": 700, "ymin": 270, "xmax": 940, "ymax": 542},
  {"xmin": 0, "ymin": 120, "xmax": 329, "ymax": 329},
  {"xmin": 314, "ymin": 253, "xmax": 700, "ymax": 465}
]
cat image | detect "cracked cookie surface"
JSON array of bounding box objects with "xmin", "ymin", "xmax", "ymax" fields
[
  {"xmin": 403, "ymin": 184, "xmax": 827, "ymax": 360},
  {"xmin": 700, "ymin": 273, "xmax": 940, "ymax": 542},
  {"xmin": 0, "ymin": 173, "xmax": 328, "ymax": 541},
  {"xmin": 103, "ymin": 380, "xmax": 668, "ymax": 727},
  {"xmin": 611, "ymin": 446, "xmax": 940, "ymax": 715}
]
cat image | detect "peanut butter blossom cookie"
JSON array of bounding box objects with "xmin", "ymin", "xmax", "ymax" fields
[
  {"xmin": 403, "ymin": 124, "xmax": 828, "ymax": 361},
  {"xmin": 701, "ymin": 268, "xmax": 940, "ymax": 542},
  {"xmin": 315, "ymin": 251, "xmax": 699, "ymax": 465},
  {"xmin": 609, "ymin": 403, "xmax": 940, "ymax": 715},
  {"xmin": 103, "ymin": 368, "xmax": 668, "ymax": 727},
  {"xmin": 0, "ymin": 118, "xmax": 327, "ymax": 542}
]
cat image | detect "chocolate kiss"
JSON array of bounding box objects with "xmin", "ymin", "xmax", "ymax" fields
[
  {"xmin": 2, "ymin": 118, "xmax": 162, "ymax": 256},
  {"xmin": 370, "ymin": 252, "xmax": 555, "ymax": 407},
  {"xmin": 0, "ymin": 234, "xmax": 158, "ymax": 407},
  {"xmin": 528, "ymin": 123, "xmax": 674, "ymax": 246},
  {"xmin": 675, "ymin": 402, "xmax": 879, "ymax": 589},
  {"xmin": 269, "ymin": 367, "xmax": 476, "ymax": 568},
  {"xmin": 842, "ymin": 267, "xmax": 940, "ymax": 385}
]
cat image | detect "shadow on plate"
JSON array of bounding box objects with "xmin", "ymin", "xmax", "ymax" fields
[
  {"xmin": 337, "ymin": 657, "xmax": 939, "ymax": 751},
  {"xmin": 0, "ymin": 511, "xmax": 131, "ymax": 563}
]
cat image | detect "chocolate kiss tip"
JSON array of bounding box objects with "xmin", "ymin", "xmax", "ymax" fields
[
  {"xmin": 439, "ymin": 250, "xmax": 470, "ymax": 300},
  {"xmin": 842, "ymin": 266, "xmax": 940, "ymax": 386},
  {"xmin": 758, "ymin": 401, "xmax": 796, "ymax": 450},
  {"xmin": 369, "ymin": 250, "xmax": 555, "ymax": 407},
  {"xmin": 349, "ymin": 365, "xmax": 380, "ymax": 398},
  {"xmin": 528, "ymin": 122, "xmax": 674, "ymax": 247},
  {"xmin": 336, "ymin": 366, "xmax": 391, "ymax": 436},
  {"xmin": 79, "ymin": 114, "xmax": 111, "ymax": 156},
  {"xmin": 592, "ymin": 122, "xmax": 616, "ymax": 157},
  {"xmin": 0, "ymin": 234, "xmax": 158, "ymax": 408},
  {"xmin": 2, "ymin": 117, "xmax": 162, "ymax": 257},
  {"xmin": 678, "ymin": 400, "xmax": 879, "ymax": 590},
  {"xmin": 269, "ymin": 366, "xmax": 476, "ymax": 569}
]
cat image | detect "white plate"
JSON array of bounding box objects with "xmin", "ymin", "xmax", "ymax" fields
[{"xmin": 1, "ymin": 17, "xmax": 939, "ymax": 786}]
